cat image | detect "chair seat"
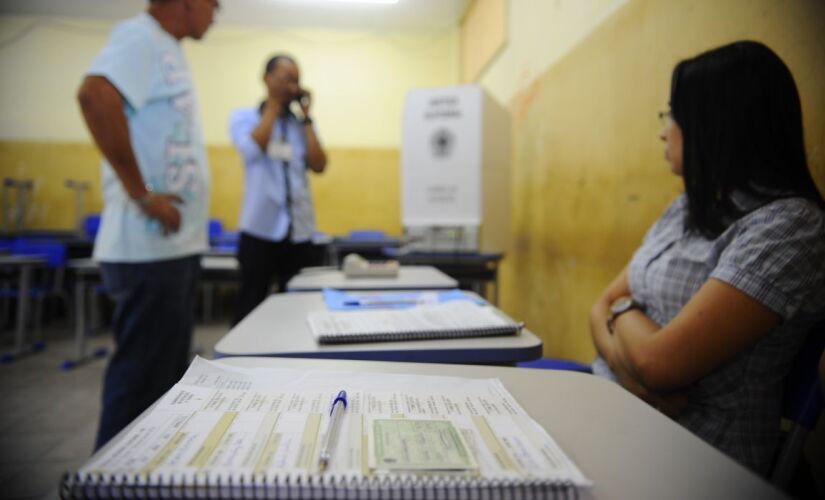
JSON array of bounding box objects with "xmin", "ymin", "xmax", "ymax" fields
[
  {"xmin": 770, "ymin": 323, "xmax": 825, "ymax": 489},
  {"xmin": 517, "ymin": 358, "xmax": 593, "ymax": 373}
]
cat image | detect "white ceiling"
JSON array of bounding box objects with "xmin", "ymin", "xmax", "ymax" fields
[{"xmin": 0, "ymin": 0, "xmax": 469, "ymax": 31}]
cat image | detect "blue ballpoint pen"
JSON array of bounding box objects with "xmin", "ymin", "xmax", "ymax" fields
[
  {"xmin": 343, "ymin": 298, "xmax": 420, "ymax": 307},
  {"xmin": 318, "ymin": 390, "xmax": 347, "ymax": 473}
]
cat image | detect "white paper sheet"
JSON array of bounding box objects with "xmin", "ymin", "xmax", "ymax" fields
[{"xmin": 82, "ymin": 357, "xmax": 591, "ymax": 488}]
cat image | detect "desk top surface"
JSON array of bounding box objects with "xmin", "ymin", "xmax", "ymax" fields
[
  {"xmin": 387, "ymin": 249, "xmax": 505, "ymax": 265},
  {"xmin": 214, "ymin": 291, "xmax": 542, "ymax": 363},
  {"xmin": 286, "ymin": 265, "xmax": 458, "ymax": 291},
  {"xmin": 0, "ymin": 254, "xmax": 47, "ymax": 266},
  {"xmin": 330, "ymin": 236, "xmax": 401, "ymax": 247},
  {"xmin": 216, "ymin": 356, "xmax": 784, "ymax": 500},
  {"xmin": 67, "ymin": 255, "xmax": 237, "ymax": 272}
]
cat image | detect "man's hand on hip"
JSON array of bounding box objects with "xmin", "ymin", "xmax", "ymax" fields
[{"xmin": 139, "ymin": 193, "xmax": 184, "ymax": 236}]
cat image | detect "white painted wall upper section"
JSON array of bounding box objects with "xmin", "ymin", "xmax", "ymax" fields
[{"xmin": 477, "ymin": 0, "xmax": 628, "ymax": 105}]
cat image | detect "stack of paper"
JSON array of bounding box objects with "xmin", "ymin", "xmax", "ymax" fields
[{"xmin": 61, "ymin": 357, "xmax": 592, "ymax": 499}]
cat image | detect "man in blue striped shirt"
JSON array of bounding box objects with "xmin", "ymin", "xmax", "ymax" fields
[{"xmin": 229, "ymin": 54, "xmax": 328, "ymax": 325}]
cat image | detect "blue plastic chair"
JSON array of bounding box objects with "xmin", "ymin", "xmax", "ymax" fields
[
  {"xmin": 517, "ymin": 358, "xmax": 593, "ymax": 373},
  {"xmin": 10, "ymin": 238, "xmax": 66, "ymax": 268},
  {"xmin": 212, "ymin": 231, "xmax": 239, "ymax": 253},
  {"xmin": 347, "ymin": 229, "xmax": 387, "ymax": 241},
  {"xmin": 208, "ymin": 219, "xmax": 224, "ymax": 242},
  {"xmin": 1, "ymin": 238, "xmax": 68, "ymax": 357},
  {"xmin": 83, "ymin": 214, "xmax": 101, "ymax": 241},
  {"xmin": 207, "ymin": 219, "xmax": 240, "ymax": 252},
  {"xmin": 770, "ymin": 325, "xmax": 825, "ymax": 489}
]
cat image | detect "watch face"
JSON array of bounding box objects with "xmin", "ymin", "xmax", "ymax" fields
[{"xmin": 611, "ymin": 297, "xmax": 634, "ymax": 315}]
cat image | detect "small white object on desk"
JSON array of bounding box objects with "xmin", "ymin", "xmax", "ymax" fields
[
  {"xmin": 342, "ymin": 253, "xmax": 399, "ymax": 278},
  {"xmin": 287, "ymin": 265, "xmax": 457, "ymax": 292}
]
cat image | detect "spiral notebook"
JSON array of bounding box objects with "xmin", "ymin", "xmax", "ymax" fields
[
  {"xmin": 60, "ymin": 357, "xmax": 592, "ymax": 499},
  {"xmin": 307, "ymin": 300, "xmax": 523, "ymax": 344}
]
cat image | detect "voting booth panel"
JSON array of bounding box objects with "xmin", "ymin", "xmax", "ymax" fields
[{"xmin": 401, "ymin": 85, "xmax": 511, "ymax": 253}]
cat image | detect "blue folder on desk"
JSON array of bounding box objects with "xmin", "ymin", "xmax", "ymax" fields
[{"xmin": 322, "ymin": 288, "xmax": 484, "ymax": 311}]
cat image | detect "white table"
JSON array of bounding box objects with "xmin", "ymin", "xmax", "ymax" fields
[
  {"xmin": 200, "ymin": 255, "xmax": 238, "ymax": 271},
  {"xmin": 65, "ymin": 255, "xmax": 240, "ymax": 369},
  {"xmin": 216, "ymin": 356, "xmax": 786, "ymax": 500},
  {"xmin": 214, "ymin": 291, "xmax": 542, "ymax": 364},
  {"xmin": 286, "ymin": 265, "xmax": 457, "ymax": 292}
]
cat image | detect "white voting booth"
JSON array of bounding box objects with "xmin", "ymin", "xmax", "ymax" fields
[{"xmin": 401, "ymin": 84, "xmax": 510, "ymax": 252}]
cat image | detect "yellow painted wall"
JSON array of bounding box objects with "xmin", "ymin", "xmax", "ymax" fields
[
  {"xmin": 494, "ymin": 0, "xmax": 825, "ymax": 362},
  {"xmin": 0, "ymin": 14, "xmax": 457, "ymax": 233},
  {"xmin": 185, "ymin": 26, "xmax": 458, "ymax": 148},
  {"xmin": 0, "ymin": 142, "xmax": 103, "ymax": 230},
  {"xmin": 0, "ymin": 16, "xmax": 458, "ymax": 148},
  {"xmin": 0, "ymin": 141, "xmax": 401, "ymax": 235}
]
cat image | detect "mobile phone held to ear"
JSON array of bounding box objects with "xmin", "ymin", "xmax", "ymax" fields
[{"xmin": 295, "ymin": 89, "xmax": 309, "ymax": 107}]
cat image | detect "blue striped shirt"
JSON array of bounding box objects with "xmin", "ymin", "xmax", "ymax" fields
[{"xmin": 229, "ymin": 107, "xmax": 317, "ymax": 243}]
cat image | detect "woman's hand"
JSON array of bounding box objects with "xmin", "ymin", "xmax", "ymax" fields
[
  {"xmin": 612, "ymin": 279, "xmax": 779, "ymax": 391},
  {"xmin": 610, "ymin": 352, "xmax": 688, "ymax": 418},
  {"xmin": 590, "ymin": 264, "xmax": 689, "ymax": 418}
]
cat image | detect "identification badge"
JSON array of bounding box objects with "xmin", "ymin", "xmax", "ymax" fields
[{"xmin": 267, "ymin": 141, "xmax": 293, "ymax": 161}]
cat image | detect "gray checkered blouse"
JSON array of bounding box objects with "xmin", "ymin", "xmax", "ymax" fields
[{"xmin": 593, "ymin": 193, "xmax": 825, "ymax": 475}]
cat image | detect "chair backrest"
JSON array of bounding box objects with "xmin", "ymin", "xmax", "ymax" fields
[
  {"xmin": 10, "ymin": 238, "xmax": 67, "ymax": 268},
  {"xmin": 516, "ymin": 358, "xmax": 593, "ymax": 374},
  {"xmin": 782, "ymin": 324, "xmax": 825, "ymax": 429},
  {"xmin": 347, "ymin": 229, "xmax": 387, "ymax": 241},
  {"xmin": 770, "ymin": 323, "xmax": 825, "ymax": 488},
  {"xmin": 208, "ymin": 219, "xmax": 224, "ymax": 240},
  {"xmin": 84, "ymin": 214, "xmax": 101, "ymax": 241}
]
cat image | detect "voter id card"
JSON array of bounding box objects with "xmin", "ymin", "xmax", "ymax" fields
[{"xmin": 369, "ymin": 418, "xmax": 477, "ymax": 471}]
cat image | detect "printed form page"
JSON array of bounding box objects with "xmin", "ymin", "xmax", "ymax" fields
[
  {"xmin": 307, "ymin": 301, "xmax": 511, "ymax": 338},
  {"xmin": 82, "ymin": 357, "xmax": 590, "ymax": 488}
]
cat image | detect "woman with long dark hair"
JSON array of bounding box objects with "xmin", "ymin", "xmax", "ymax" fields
[{"xmin": 589, "ymin": 40, "xmax": 825, "ymax": 474}]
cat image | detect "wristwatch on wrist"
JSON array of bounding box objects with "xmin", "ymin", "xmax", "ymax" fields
[
  {"xmin": 607, "ymin": 297, "xmax": 645, "ymax": 334},
  {"xmin": 134, "ymin": 184, "xmax": 154, "ymax": 209}
]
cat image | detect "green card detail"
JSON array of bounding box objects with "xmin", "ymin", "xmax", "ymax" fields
[{"xmin": 372, "ymin": 419, "xmax": 476, "ymax": 471}]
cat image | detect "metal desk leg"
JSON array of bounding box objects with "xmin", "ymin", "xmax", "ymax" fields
[
  {"xmin": 326, "ymin": 246, "xmax": 339, "ymax": 266},
  {"xmin": 0, "ymin": 282, "xmax": 8, "ymax": 326},
  {"xmin": 63, "ymin": 274, "xmax": 107, "ymax": 370},
  {"xmin": 73, "ymin": 275, "xmax": 87, "ymax": 361},
  {"xmin": 493, "ymin": 265, "xmax": 499, "ymax": 306},
  {"xmin": 2, "ymin": 264, "xmax": 43, "ymax": 362},
  {"xmin": 13, "ymin": 264, "xmax": 31, "ymax": 354},
  {"xmin": 202, "ymin": 282, "xmax": 214, "ymax": 323}
]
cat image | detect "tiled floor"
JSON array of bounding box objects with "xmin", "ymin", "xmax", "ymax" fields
[{"xmin": 0, "ymin": 318, "xmax": 229, "ymax": 499}]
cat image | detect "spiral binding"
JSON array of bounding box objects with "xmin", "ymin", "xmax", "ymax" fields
[
  {"xmin": 317, "ymin": 323, "xmax": 524, "ymax": 345},
  {"xmin": 60, "ymin": 472, "xmax": 578, "ymax": 499}
]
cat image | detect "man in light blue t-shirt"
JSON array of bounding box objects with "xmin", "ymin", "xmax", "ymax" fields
[{"xmin": 77, "ymin": 0, "xmax": 218, "ymax": 449}]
